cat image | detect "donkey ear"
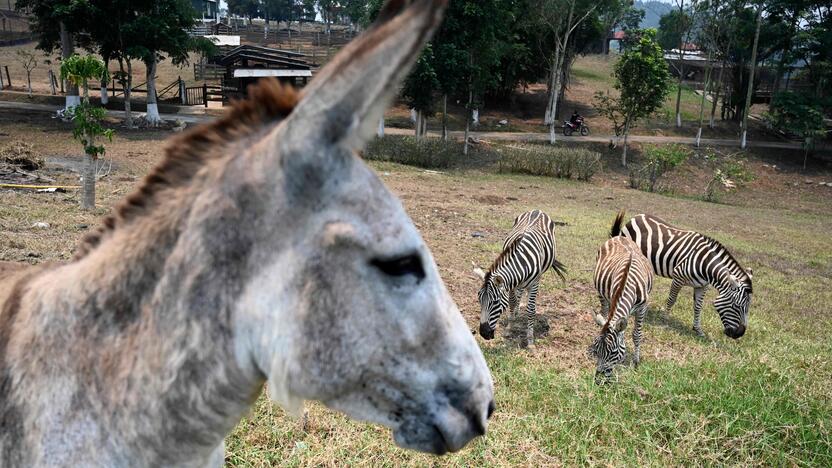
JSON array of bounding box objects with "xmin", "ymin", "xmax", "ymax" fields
[{"xmin": 279, "ymin": 0, "xmax": 446, "ymax": 155}]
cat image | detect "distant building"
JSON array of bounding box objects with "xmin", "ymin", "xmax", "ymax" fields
[{"xmin": 191, "ymin": 0, "xmax": 218, "ymax": 22}]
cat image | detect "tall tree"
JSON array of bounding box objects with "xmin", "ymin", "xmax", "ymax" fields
[
  {"xmin": 593, "ymin": 29, "xmax": 671, "ymax": 166},
  {"xmin": 16, "ymin": 0, "xmax": 90, "ymax": 109},
  {"xmin": 401, "ymin": 45, "xmax": 439, "ymax": 139}
]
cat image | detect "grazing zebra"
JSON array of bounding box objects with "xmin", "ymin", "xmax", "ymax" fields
[
  {"xmin": 589, "ymin": 235, "xmax": 654, "ymax": 382},
  {"xmin": 613, "ymin": 212, "xmax": 753, "ymax": 339},
  {"xmin": 474, "ymin": 210, "xmax": 566, "ymax": 347}
]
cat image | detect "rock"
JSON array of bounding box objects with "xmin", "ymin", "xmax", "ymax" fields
[
  {"xmin": 471, "ymin": 232, "xmax": 485, "ymax": 238},
  {"xmin": 499, "ymin": 119, "xmax": 508, "ymax": 125},
  {"xmin": 31, "ymin": 222, "xmax": 50, "ymax": 229}
]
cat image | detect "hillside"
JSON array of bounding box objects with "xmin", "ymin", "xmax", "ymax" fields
[{"xmin": 634, "ymin": 0, "xmax": 674, "ymax": 29}]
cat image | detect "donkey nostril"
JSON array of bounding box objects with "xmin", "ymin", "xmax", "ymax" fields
[{"xmin": 486, "ymin": 400, "xmax": 495, "ymax": 419}]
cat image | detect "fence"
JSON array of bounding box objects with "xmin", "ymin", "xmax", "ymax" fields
[{"xmin": 183, "ymin": 83, "xmax": 224, "ymax": 107}]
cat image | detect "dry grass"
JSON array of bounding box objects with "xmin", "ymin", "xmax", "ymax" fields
[{"xmin": 1, "ymin": 111, "xmax": 831, "ymax": 465}]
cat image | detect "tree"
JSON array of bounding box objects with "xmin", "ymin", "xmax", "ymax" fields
[
  {"xmin": 129, "ymin": 0, "xmax": 201, "ymax": 125},
  {"xmin": 15, "ymin": 49, "xmax": 38, "ymax": 96},
  {"xmin": 401, "ymin": 45, "xmax": 439, "ymax": 139},
  {"xmin": 15, "ymin": 0, "xmax": 91, "ymax": 109},
  {"xmin": 227, "ymin": 0, "xmax": 260, "ymax": 24},
  {"xmin": 60, "ymin": 54, "xmax": 114, "ymax": 210},
  {"xmin": 593, "ymin": 29, "xmax": 671, "ymax": 166},
  {"xmin": 656, "ymin": 8, "xmax": 692, "ymax": 51},
  {"xmin": 764, "ymin": 92, "xmax": 826, "ymax": 169}
]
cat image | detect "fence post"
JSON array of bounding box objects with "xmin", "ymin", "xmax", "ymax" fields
[
  {"xmin": 203, "ymin": 83, "xmax": 208, "ymax": 108},
  {"xmin": 0, "ymin": 65, "xmax": 3, "ymax": 91},
  {"xmin": 48, "ymin": 69, "xmax": 56, "ymax": 95},
  {"xmin": 179, "ymin": 77, "xmax": 186, "ymax": 105},
  {"xmin": 4, "ymin": 66, "xmax": 10, "ymax": 87}
]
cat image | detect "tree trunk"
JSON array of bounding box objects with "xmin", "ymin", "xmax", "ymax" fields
[
  {"xmin": 441, "ymin": 94, "xmax": 448, "ymax": 141},
  {"xmin": 674, "ymin": 79, "xmax": 683, "ymax": 127},
  {"xmin": 145, "ymin": 54, "xmax": 160, "ymax": 125},
  {"xmin": 26, "ymin": 72, "xmax": 31, "ymax": 96},
  {"xmin": 621, "ymin": 119, "xmax": 631, "ymax": 167},
  {"xmin": 463, "ymin": 90, "xmax": 472, "ymax": 156},
  {"xmin": 81, "ymin": 132, "xmax": 96, "ymax": 210},
  {"xmin": 100, "ymin": 57, "xmax": 109, "ymax": 106},
  {"xmin": 124, "ymin": 58, "xmax": 133, "ymax": 128},
  {"xmin": 709, "ymin": 61, "xmax": 725, "ymax": 128},
  {"xmin": 60, "ymin": 22, "xmax": 79, "ymax": 110},
  {"xmin": 696, "ymin": 51, "xmax": 714, "ymax": 147},
  {"xmin": 414, "ymin": 109, "xmax": 421, "ymax": 139},
  {"xmin": 740, "ymin": 8, "xmax": 762, "ymax": 150},
  {"xmin": 377, "ymin": 116, "xmax": 384, "ymax": 137}
]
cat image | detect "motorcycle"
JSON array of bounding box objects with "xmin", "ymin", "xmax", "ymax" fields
[{"xmin": 562, "ymin": 118, "xmax": 590, "ymax": 136}]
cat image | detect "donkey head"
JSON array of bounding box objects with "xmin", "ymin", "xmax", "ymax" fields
[{"xmin": 230, "ymin": 0, "xmax": 493, "ymax": 455}]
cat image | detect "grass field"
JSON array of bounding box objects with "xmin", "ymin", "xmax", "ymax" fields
[{"xmin": 1, "ymin": 112, "xmax": 831, "ymax": 466}]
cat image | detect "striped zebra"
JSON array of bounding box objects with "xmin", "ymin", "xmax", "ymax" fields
[
  {"xmin": 613, "ymin": 212, "xmax": 753, "ymax": 339},
  {"xmin": 473, "ymin": 210, "xmax": 566, "ymax": 347},
  {"xmin": 589, "ymin": 235, "xmax": 654, "ymax": 382}
]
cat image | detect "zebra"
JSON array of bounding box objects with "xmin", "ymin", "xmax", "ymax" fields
[
  {"xmin": 612, "ymin": 211, "xmax": 753, "ymax": 339},
  {"xmin": 588, "ymin": 235, "xmax": 654, "ymax": 382},
  {"xmin": 473, "ymin": 210, "xmax": 566, "ymax": 348}
]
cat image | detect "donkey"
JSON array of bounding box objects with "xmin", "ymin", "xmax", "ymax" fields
[{"xmin": 0, "ymin": 1, "xmax": 494, "ymax": 465}]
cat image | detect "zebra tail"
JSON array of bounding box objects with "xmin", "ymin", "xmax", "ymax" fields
[
  {"xmin": 551, "ymin": 259, "xmax": 567, "ymax": 282},
  {"xmin": 610, "ymin": 210, "xmax": 626, "ymax": 238}
]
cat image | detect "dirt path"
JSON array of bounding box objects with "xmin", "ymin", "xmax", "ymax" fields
[{"xmin": 0, "ymin": 100, "xmax": 808, "ymax": 150}]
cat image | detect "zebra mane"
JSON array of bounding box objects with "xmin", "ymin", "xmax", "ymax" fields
[
  {"xmin": 700, "ymin": 234, "xmax": 752, "ymax": 292},
  {"xmin": 604, "ymin": 254, "xmax": 633, "ymax": 332},
  {"xmin": 488, "ymin": 236, "xmax": 524, "ymax": 274}
]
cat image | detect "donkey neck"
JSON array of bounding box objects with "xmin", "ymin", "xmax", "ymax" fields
[{"xmin": 25, "ymin": 173, "xmax": 265, "ymax": 463}]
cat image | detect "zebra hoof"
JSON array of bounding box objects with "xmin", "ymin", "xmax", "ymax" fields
[{"xmin": 693, "ymin": 327, "xmax": 705, "ymax": 338}]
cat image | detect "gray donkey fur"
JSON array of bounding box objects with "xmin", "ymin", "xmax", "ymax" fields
[{"xmin": 0, "ymin": 0, "xmax": 494, "ymax": 465}]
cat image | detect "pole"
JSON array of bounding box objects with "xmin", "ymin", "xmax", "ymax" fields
[{"xmin": 740, "ymin": 7, "xmax": 762, "ymax": 150}]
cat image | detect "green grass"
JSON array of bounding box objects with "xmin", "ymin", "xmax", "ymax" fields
[{"xmin": 224, "ymin": 165, "xmax": 832, "ymax": 467}]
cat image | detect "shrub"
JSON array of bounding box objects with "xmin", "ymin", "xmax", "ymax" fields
[
  {"xmin": 640, "ymin": 144, "xmax": 689, "ymax": 192},
  {"xmin": 363, "ymin": 135, "xmax": 461, "ymax": 169},
  {"xmin": 703, "ymin": 150, "xmax": 754, "ymax": 203},
  {"xmin": 496, "ymin": 145, "xmax": 602, "ymax": 181}
]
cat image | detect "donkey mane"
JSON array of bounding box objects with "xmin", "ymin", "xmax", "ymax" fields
[
  {"xmin": 604, "ymin": 253, "xmax": 633, "ymax": 332},
  {"xmin": 73, "ymin": 80, "xmax": 299, "ymax": 260}
]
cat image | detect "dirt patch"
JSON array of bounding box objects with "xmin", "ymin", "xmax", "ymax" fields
[{"xmin": 474, "ymin": 194, "xmax": 508, "ymax": 205}]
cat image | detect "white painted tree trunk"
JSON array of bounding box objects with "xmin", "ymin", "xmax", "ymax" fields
[
  {"xmin": 81, "ymin": 143, "xmax": 96, "ymax": 210},
  {"xmin": 377, "ymin": 117, "xmax": 384, "ymax": 137},
  {"xmin": 441, "ymin": 94, "xmax": 448, "ymax": 141},
  {"xmin": 146, "ymin": 55, "xmax": 160, "ymax": 125},
  {"xmin": 60, "ymin": 22, "xmax": 79, "ymax": 111},
  {"xmin": 410, "ymin": 108, "xmax": 417, "ymax": 123},
  {"xmin": 101, "ymin": 83, "xmax": 108, "ymax": 105},
  {"xmin": 472, "ymin": 109, "xmax": 479, "ymax": 126},
  {"xmin": 621, "ymin": 119, "xmax": 631, "ymax": 167}
]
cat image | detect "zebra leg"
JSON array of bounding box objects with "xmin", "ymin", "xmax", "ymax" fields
[
  {"xmin": 692, "ymin": 287, "xmax": 707, "ymax": 337},
  {"xmin": 526, "ymin": 282, "xmax": 539, "ymax": 348},
  {"xmin": 665, "ymin": 278, "xmax": 683, "ymax": 313},
  {"xmin": 510, "ymin": 289, "xmax": 521, "ymax": 319},
  {"xmin": 632, "ymin": 304, "xmax": 647, "ymax": 368}
]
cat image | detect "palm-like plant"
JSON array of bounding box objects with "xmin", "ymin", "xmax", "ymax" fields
[{"xmin": 60, "ymin": 54, "xmax": 114, "ymax": 210}]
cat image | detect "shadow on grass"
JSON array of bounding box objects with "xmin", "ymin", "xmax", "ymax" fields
[{"xmin": 645, "ymin": 306, "xmax": 700, "ymax": 339}]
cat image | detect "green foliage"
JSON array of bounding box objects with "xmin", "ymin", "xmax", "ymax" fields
[
  {"xmin": 615, "ymin": 29, "xmax": 672, "ymax": 124},
  {"xmin": 60, "ymin": 54, "xmax": 113, "ymax": 160},
  {"xmin": 630, "ymin": 144, "xmax": 689, "ymax": 192},
  {"xmin": 703, "ymin": 149, "xmax": 754, "ymax": 203},
  {"xmin": 764, "ymin": 92, "xmax": 826, "ymax": 143},
  {"xmin": 657, "ymin": 8, "xmax": 692, "ymax": 51},
  {"xmin": 497, "ymin": 145, "xmax": 602, "ymax": 181},
  {"xmin": 363, "ymin": 136, "xmax": 462, "ymax": 169},
  {"xmin": 402, "ymin": 45, "xmax": 439, "ymax": 115},
  {"xmin": 60, "ymin": 54, "xmax": 108, "ymax": 91}
]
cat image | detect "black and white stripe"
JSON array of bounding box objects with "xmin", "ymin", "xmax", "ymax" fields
[
  {"xmin": 475, "ymin": 210, "xmax": 566, "ymax": 347},
  {"xmin": 613, "ymin": 212, "xmax": 753, "ymax": 339},
  {"xmin": 588, "ymin": 235, "xmax": 654, "ymax": 382}
]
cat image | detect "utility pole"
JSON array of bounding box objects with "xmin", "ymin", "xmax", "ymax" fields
[{"xmin": 740, "ymin": 6, "xmax": 762, "ymax": 150}]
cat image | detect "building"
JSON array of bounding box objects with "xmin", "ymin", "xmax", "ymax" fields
[
  {"xmin": 191, "ymin": 0, "xmax": 218, "ymax": 22},
  {"xmin": 210, "ymin": 45, "xmax": 316, "ymax": 99}
]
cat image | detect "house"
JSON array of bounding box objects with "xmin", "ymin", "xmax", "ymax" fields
[
  {"xmin": 191, "ymin": 0, "xmax": 218, "ymax": 22},
  {"xmin": 210, "ymin": 45, "xmax": 316, "ymax": 99}
]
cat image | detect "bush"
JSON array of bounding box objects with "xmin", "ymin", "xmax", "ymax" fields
[
  {"xmin": 496, "ymin": 145, "xmax": 602, "ymax": 181},
  {"xmin": 633, "ymin": 144, "xmax": 690, "ymax": 192},
  {"xmin": 363, "ymin": 136, "xmax": 461, "ymax": 169},
  {"xmin": 703, "ymin": 150, "xmax": 754, "ymax": 203}
]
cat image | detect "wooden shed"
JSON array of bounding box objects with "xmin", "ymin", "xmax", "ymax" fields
[{"xmin": 211, "ymin": 45, "xmax": 315, "ymax": 99}]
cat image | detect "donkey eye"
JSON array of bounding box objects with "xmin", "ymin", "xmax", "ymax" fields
[{"xmin": 371, "ymin": 254, "xmax": 425, "ymax": 280}]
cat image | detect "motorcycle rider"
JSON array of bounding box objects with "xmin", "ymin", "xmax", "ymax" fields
[{"xmin": 570, "ymin": 110, "xmax": 582, "ymax": 126}]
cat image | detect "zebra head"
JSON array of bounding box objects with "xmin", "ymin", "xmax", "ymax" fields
[
  {"xmin": 588, "ymin": 314, "xmax": 628, "ymax": 383},
  {"xmin": 715, "ymin": 271, "xmax": 753, "ymax": 339},
  {"xmin": 474, "ymin": 267, "xmax": 509, "ymax": 340}
]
